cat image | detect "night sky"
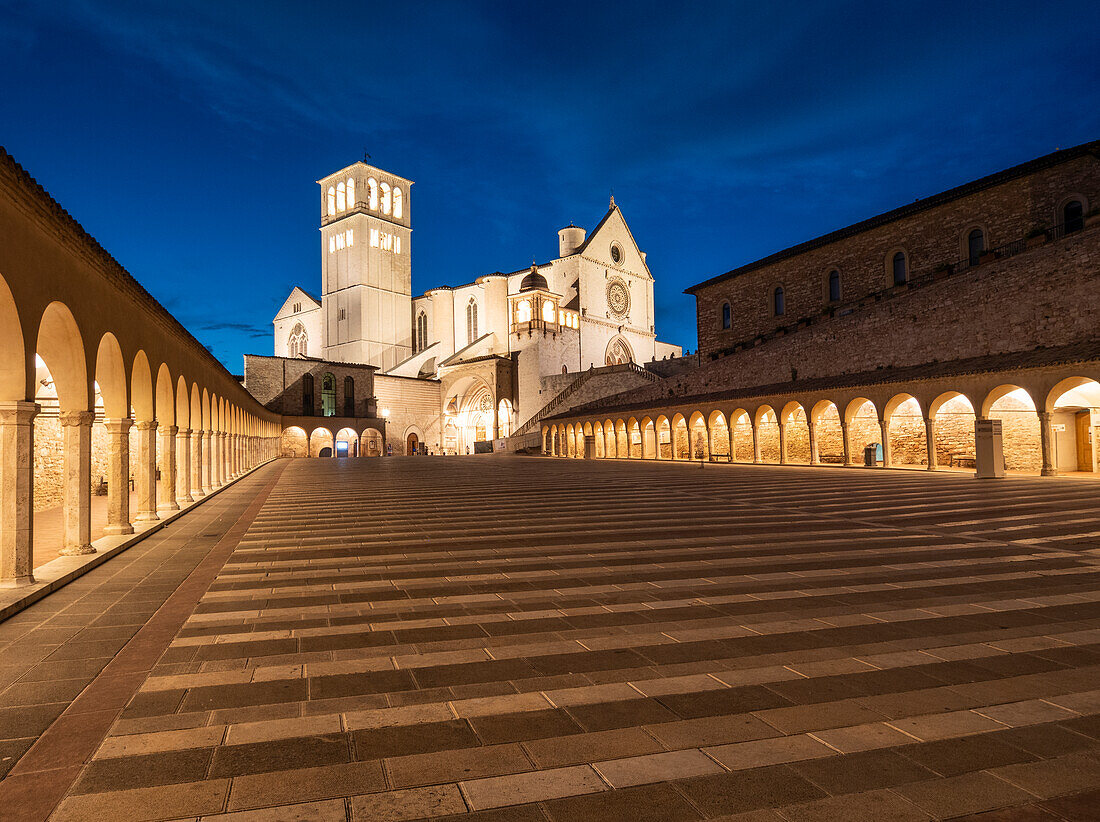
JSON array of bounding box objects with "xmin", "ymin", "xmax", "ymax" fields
[{"xmin": 3, "ymin": 1, "xmax": 1098, "ymax": 371}]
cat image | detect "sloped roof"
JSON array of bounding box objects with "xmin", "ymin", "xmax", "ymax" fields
[{"xmin": 685, "ymin": 139, "xmax": 1100, "ymax": 294}]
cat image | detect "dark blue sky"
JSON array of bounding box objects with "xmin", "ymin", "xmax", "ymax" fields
[{"xmin": 3, "ymin": 1, "xmax": 1098, "ymax": 370}]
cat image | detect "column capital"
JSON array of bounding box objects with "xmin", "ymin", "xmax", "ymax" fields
[
  {"xmin": 1037, "ymin": 411, "xmax": 1052, "ymax": 422},
  {"xmin": 103, "ymin": 417, "xmax": 133, "ymax": 434},
  {"xmin": 134, "ymin": 419, "xmax": 158, "ymax": 432},
  {"xmin": 59, "ymin": 409, "xmax": 95, "ymax": 427},
  {"xmin": 0, "ymin": 401, "xmax": 40, "ymax": 425},
  {"xmin": 163, "ymin": 424, "xmax": 179, "ymax": 436},
  {"xmin": 177, "ymin": 427, "xmax": 191, "ymax": 437}
]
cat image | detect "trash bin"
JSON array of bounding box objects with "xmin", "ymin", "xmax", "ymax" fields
[{"xmin": 863, "ymin": 444, "xmax": 877, "ymax": 467}]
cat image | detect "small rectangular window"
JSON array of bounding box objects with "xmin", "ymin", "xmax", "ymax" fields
[
  {"xmin": 338, "ymin": 308, "xmax": 347, "ymax": 321},
  {"xmin": 346, "ymin": 229, "xmax": 354, "ymax": 246},
  {"xmin": 395, "ymin": 236, "xmax": 402, "ymax": 254},
  {"xmin": 370, "ymin": 229, "xmax": 379, "ymax": 247},
  {"xmin": 329, "ymin": 236, "xmax": 335, "ymax": 253}
]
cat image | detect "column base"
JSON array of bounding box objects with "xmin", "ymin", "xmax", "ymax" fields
[
  {"xmin": 202, "ymin": 485, "xmax": 214, "ymax": 495},
  {"xmin": 191, "ymin": 489, "xmax": 206, "ymax": 499},
  {"xmin": 157, "ymin": 502, "xmax": 181, "ymax": 514},
  {"xmin": 134, "ymin": 511, "xmax": 160, "ymax": 523},
  {"xmin": 103, "ymin": 523, "xmax": 135, "ymax": 536},
  {"xmin": 0, "ymin": 574, "xmax": 36, "ymax": 588},
  {"xmin": 59, "ymin": 544, "xmax": 96, "ymax": 556},
  {"xmin": 1041, "ymin": 468, "xmax": 1058, "ymax": 477},
  {"xmin": 176, "ymin": 495, "xmax": 194, "ymax": 506}
]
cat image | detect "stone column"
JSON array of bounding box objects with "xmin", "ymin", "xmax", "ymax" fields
[
  {"xmin": 752, "ymin": 425, "xmax": 762, "ymax": 464},
  {"xmin": 176, "ymin": 428, "xmax": 193, "ymax": 505},
  {"xmin": 59, "ymin": 410, "xmax": 95, "ymax": 555},
  {"xmin": 841, "ymin": 422, "xmax": 852, "ymax": 465},
  {"xmin": 778, "ymin": 422, "xmax": 788, "ymax": 465},
  {"xmin": 133, "ymin": 420, "xmax": 159, "ymax": 522},
  {"xmin": 0, "ymin": 402, "xmax": 39, "ymax": 586},
  {"xmin": 808, "ymin": 420, "xmax": 819, "ymax": 465},
  {"xmin": 924, "ymin": 416, "xmax": 938, "ymax": 471},
  {"xmin": 202, "ymin": 430, "xmax": 214, "ymax": 493},
  {"xmin": 103, "ymin": 418, "xmax": 134, "ymax": 535},
  {"xmin": 191, "ymin": 428, "xmax": 205, "ymax": 499},
  {"xmin": 1039, "ymin": 412, "xmax": 1056, "ymax": 476},
  {"xmin": 878, "ymin": 418, "xmax": 890, "ymax": 467},
  {"xmin": 157, "ymin": 424, "xmax": 179, "ymax": 513}
]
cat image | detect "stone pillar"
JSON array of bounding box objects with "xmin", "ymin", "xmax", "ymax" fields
[
  {"xmin": 202, "ymin": 430, "xmax": 214, "ymax": 493},
  {"xmin": 808, "ymin": 420, "xmax": 819, "ymax": 465},
  {"xmin": 1039, "ymin": 412, "xmax": 1056, "ymax": 477},
  {"xmin": 191, "ymin": 428, "xmax": 205, "ymax": 499},
  {"xmin": 0, "ymin": 402, "xmax": 39, "ymax": 586},
  {"xmin": 752, "ymin": 425, "xmax": 761, "ymax": 464},
  {"xmin": 924, "ymin": 417, "xmax": 938, "ymax": 471},
  {"xmin": 103, "ymin": 418, "xmax": 134, "ymax": 536},
  {"xmin": 157, "ymin": 425, "xmax": 179, "ymax": 513},
  {"xmin": 59, "ymin": 410, "xmax": 95, "ymax": 555},
  {"xmin": 176, "ymin": 428, "xmax": 193, "ymax": 505},
  {"xmin": 841, "ymin": 422, "xmax": 852, "ymax": 466},
  {"xmin": 878, "ymin": 418, "xmax": 890, "ymax": 467},
  {"xmin": 778, "ymin": 423, "xmax": 788, "ymax": 465},
  {"xmin": 975, "ymin": 419, "xmax": 1006, "ymax": 479},
  {"xmin": 133, "ymin": 420, "xmax": 159, "ymax": 522}
]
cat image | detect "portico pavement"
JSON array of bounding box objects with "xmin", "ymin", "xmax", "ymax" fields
[{"xmin": 4, "ymin": 457, "xmax": 1100, "ymax": 821}]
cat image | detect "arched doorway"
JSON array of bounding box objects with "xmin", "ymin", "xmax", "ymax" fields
[
  {"xmin": 318, "ymin": 446, "xmax": 333, "ymax": 458},
  {"xmin": 406, "ymin": 432, "xmax": 419, "ymax": 455},
  {"xmin": 605, "ymin": 336, "xmax": 634, "ymax": 366}
]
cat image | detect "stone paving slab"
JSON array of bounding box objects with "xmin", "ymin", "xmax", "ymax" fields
[{"xmin": 5, "ymin": 457, "xmax": 1100, "ymax": 820}]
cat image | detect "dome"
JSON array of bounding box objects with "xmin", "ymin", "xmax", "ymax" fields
[{"xmin": 519, "ymin": 265, "xmax": 548, "ymax": 292}]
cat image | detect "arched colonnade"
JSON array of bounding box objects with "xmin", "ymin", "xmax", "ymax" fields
[{"xmin": 542, "ymin": 366, "xmax": 1100, "ymax": 478}]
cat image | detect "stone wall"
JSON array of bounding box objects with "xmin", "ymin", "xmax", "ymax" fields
[
  {"xmin": 693, "ymin": 151, "xmax": 1100, "ymax": 357},
  {"xmin": 33, "ymin": 418, "xmax": 111, "ymax": 513},
  {"xmin": 243, "ymin": 355, "xmax": 377, "ymax": 417}
]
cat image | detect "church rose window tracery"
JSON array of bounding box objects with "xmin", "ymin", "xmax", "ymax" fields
[{"xmin": 288, "ymin": 323, "xmax": 308, "ymax": 358}]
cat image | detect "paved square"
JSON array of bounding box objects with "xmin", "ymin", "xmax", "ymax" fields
[{"xmin": 4, "ymin": 457, "xmax": 1100, "ymax": 821}]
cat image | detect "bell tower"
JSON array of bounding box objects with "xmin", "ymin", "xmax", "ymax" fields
[{"xmin": 318, "ymin": 162, "xmax": 413, "ymax": 371}]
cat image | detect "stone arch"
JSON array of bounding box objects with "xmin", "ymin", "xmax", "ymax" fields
[
  {"xmin": 0, "ymin": 271, "xmax": 25, "ymax": 402},
  {"xmin": 982, "ymin": 385, "xmax": 1040, "ymax": 473},
  {"xmin": 655, "ymin": 415, "xmax": 671, "ymax": 460},
  {"xmin": 811, "ymin": 400, "xmax": 844, "ymax": 464},
  {"xmin": 94, "ymin": 333, "xmax": 128, "ymax": 419},
  {"xmin": 671, "ymin": 413, "xmax": 689, "ymax": 460},
  {"xmin": 627, "ymin": 417, "xmax": 642, "ymax": 459},
  {"xmin": 708, "ymin": 410, "xmax": 730, "ymax": 461},
  {"xmin": 731, "ymin": 409, "xmax": 753, "ymax": 462},
  {"xmin": 845, "ymin": 397, "xmax": 880, "ymax": 464},
  {"xmin": 604, "ymin": 418, "xmax": 616, "ymax": 458},
  {"xmin": 929, "ymin": 391, "xmax": 976, "ymax": 470},
  {"xmin": 640, "ymin": 416, "xmax": 656, "ymax": 459},
  {"xmin": 404, "ymin": 426, "xmax": 423, "ymax": 455},
  {"xmin": 309, "ymin": 427, "xmax": 334, "ymax": 457},
  {"xmin": 605, "ymin": 336, "xmax": 634, "ymax": 366},
  {"xmin": 593, "ymin": 421, "xmax": 605, "ymax": 458},
  {"xmin": 883, "ymin": 393, "xmax": 925, "ymax": 467},
  {"xmin": 753, "ymin": 405, "xmax": 779, "ymax": 463},
  {"xmin": 1045, "ymin": 377, "xmax": 1100, "ymax": 473},
  {"xmin": 688, "ymin": 411, "xmax": 708, "ymax": 460},
  {"xmin": 36, "ymin": 301, "xmax": 88, "ymax": 412},
  {"xmin": 615, "ymin": 419, "xmax": 628, "ymax": 458},
  {"xmin": 360, "ymin": 427, "xmax": 383, "ymax": 457},
  {"xmin": 780, "ymin": 401, "xmax": 810, "ymax": 464},
  {"xmin": 335, "ymin": 427, "xmax": 359, "ymax": 457}
]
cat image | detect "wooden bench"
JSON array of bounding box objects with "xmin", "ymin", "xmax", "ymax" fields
[{"xmin": 949, "ymin": 453, "xmax": 976, "ymax": 468}]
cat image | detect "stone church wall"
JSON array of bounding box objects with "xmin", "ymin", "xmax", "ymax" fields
[
  {"xmin": 694, "ymin": 152, "xmax": 1100, "ymax": 356},
  {"xmin": 33, "ymin": 419, "xmax": 113, "ymax": 513}
]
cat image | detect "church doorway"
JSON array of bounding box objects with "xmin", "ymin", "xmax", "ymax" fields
[
  {"xmin": 318, "ymin": 446, "xmax": 332, "ymax": 458},
  {"xmin": 406, "ymin": 433, "xmax": 419, "ymax": 455}
]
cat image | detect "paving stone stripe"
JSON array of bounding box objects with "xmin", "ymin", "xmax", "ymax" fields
[{"xmin": 6, "ymin": 457, "xmax": 1100, "ymax": 821}]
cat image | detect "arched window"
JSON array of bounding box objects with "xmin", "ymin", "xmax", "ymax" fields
[
  {"xmin": 288, "ymin": 323, "xmax": 308, "ymax": 357},
  {"xmin": 542, "ymin": 299, "xmax": 556, "ymax": 323},
  {"xmin": 346, "ymin": 177, "xmax": 355, "ymax": 208},
  {"xmin": 393, "ymin": 187, "xmax": 403, "ymax": 218},
  {"xmin": 967, "ymin": 229, "xmax": 985, "ymax": 266},
  {"xmin": 321, "ymin": 373, "xmax": 336, "ymax": 417},
  {"xmin": 720, "ymin": 302, "xmax": 731, "ymax": 329},
  {"xmin": 773, "ymin": 286, "xmax": 785, "ymax": 316},
  {"xmin": 415, "ymin": 311, "xmax": 428, "ymax": 352},
  {"xmin": 466, "ymin": 299, "xmax": 478, "ymax": 344},
  {"xmin": 1064, "ymin": 199, "xmax": 1084, "ymax": 233},
  {"xmin": 344, "ymin": 376, "xmax": 354, "ymax": 416},
  {"xmin": 368, "ymin": 178, "xmax": 378, "ymax": 210},
  {"xmin": 828, "ymin": 270, "xmax": 841, "ymax": 302},
  {"xmin": 605, "ymin": 337, "xmax": 633, "ymax": 366},
  {"xmin": 892, "ymin": 251, "xmax": 907, "ymax": 286},
  {"xmin": 516, "ymin": 299, "xmax": 531, "ymax": 323},
  {"xmin": 326, "ymin": 187, "xmax": 336, "ymax": 216},
  {"xmin": 302, "ymin": 373, "xmax": 314, "ymax": 415},
  {"xmin": 336, "ymin": 182, "xmax": 346, "ymax": 212},
  {"xmin": 381, "ymin": 182, "xmax": 392, "ymax": 215}
]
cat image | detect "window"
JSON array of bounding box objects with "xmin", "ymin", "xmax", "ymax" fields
[
  {"xmin": 336, "ymin": 182, "xmax": 346, "ymax": 212},
  {"xmin": 293, "ymin": 302, "xmax": 301, "ymax": 313},
  {"xmin": 415, "ymin": 311, "xmax": 428, "ymax": 352},
  {"xmin": 394, "ymin": 187, "xmax": 403, "ymax": 218},
  {"xmin": 542, "ymin": 299, "xmax": 556, "ymax": 322},
  {"xmin": 302, "ymin": 373, "xmax": 314, "ymax": 414},
  {"xmin": 828, "ymin": 270, "xmax": 841, "ymax": 302},
  {"xmin": 338, "ymin": 308, "xmax": 347, "ymax": 321},
  {"xmin": 368, "ymin": 178, "xmax": 379, "ymax": 210},
  {"xmin": 329, "ymin": 236, "xmax": 336, "ymax": 253},
  {"xmin": 346, "ymin": 229, "xmax": 353, "ymax": 246},
  {"xmin": 720, "ymin": 302, "xmax": 731, "ymax": 329},
  {"xmin": 773, "ymin": 286, "xmax": 785, "ymax": 316},
  {"xmin": 516, "ymin": 299, "xmax": 531, "ymax": 323},
  {"xmin": 1064, "ymin": 199, "xmax": 1084, "ymax": 233},
  {"xmin": 346, "ymin": 177, "xmax": 355, "ymax": 208},
  {"xmin": 892, "ymin": 251, "xmax": 907, "ymax": 286},
  {"xmin": 467, "ymin": 299, "xmax": 478, "ymax": 344},
  {"xmin": 335, "ymin": 232, "xmax": 345, "ymax": 250},
  {"xmin": 288, "ymin": 323, "xmax": 308, "ymax": 357},
  {"xmin": 321, "ymin": 373, "xmax": 336, "ymax": 417},
  {"xmin": 381, "ymin": 182, "xmax": 391, "ymax": 215},
  {"xmin": 326, "ymin": 187, "xmax": 336, "ymax": 216},
  {"xmin": 344, "ymin": 376, "xmax": 354, "ymax": 416},
  {"xmin": 964, "ymin": 229, "xmax": 983, "ymax": 266}
]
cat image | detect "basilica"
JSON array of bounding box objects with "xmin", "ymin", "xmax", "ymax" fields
[{"xmin": 245, "ymin": 160, "xmax": 682, "ymax": 456}]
